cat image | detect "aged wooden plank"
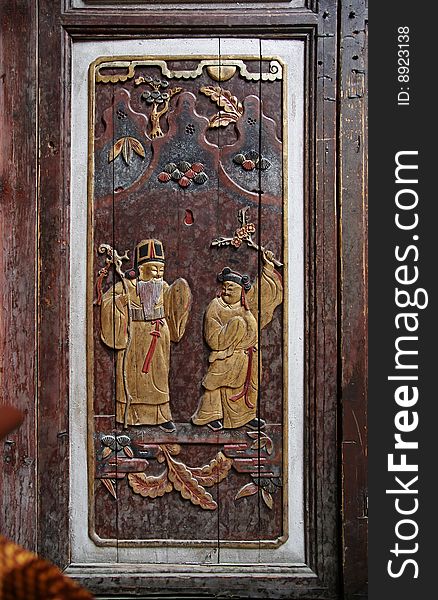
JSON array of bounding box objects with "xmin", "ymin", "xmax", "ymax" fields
[
  {"xmin": 0, "ymin": 0, "xmax": 38, "ymax": 552},
  {"xmin": 338, "ymin": 1, "xmax": 368, "ymax": 598},
  {"xmin": 310, "ymin": 0, "xmax": 340, "ymax": 594},
  {"xmin": 61, "ymin": 10, "xmax": 318, "ymax": 37},
  {"xmin": 37, "ymin": 0, "xmax": 70, "ymax": 567},
  {"xmin": 67, "ymin": 564, "xmax": 329, "ymax": 599}
]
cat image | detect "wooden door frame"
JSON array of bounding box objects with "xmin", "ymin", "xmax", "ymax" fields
[{"xmin": 0, "ymin": 1, "xmax": 367, "ymax": 598}]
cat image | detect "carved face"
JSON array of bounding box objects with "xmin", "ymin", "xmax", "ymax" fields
[
  {"xmin": 221, "ymin": 281, "xmax": 242, "ymax": 305},
  {"xmin": 138, "ymin": 261, "xmax": 165, "ymax": 281}
]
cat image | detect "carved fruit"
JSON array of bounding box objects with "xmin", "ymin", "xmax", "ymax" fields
[
  {"xmin": 193, "ymin": 172, "xmax": 208, "ymax": 185},
  {"xmin": 259, "ymin": 157, "xmax": 272, "ymax": 171},
  {"xmin": 184, "ymin": 169, "xmax": 195, "ymax": 179},
  {"xmin": 171, "ymin": 169, "xmax": 183, "ymax": 181},
  {"xmin": 191, "ymin": 163, "xmax": 204, "ymax": 173},
  {"xmin": 246, "ymin": 150, "xmax": 260, "ymax": 161},
  {"xmin": 179, "ymin": 176, "xmax": 191, "ymax": 188},
  {"xmin": 178, "ymin": 161, "xmax": 191, "ymax": 173},
  {"xmin": 164, "ymin": 162, "xmax": 177, "ymax": 174},
  {"xmin": 233, "ymin": 154, "xmax": 245, "ymax": 165},
  {"xmin": 158, "ymin": 172, "xmax": 171, "ymax": 183},
  {"xmin": 242, "ymin": 160, "xmax": 256, "ymax": 171}
]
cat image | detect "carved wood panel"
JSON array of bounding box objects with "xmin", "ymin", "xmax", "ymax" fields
[
  {"xmin": 88, "ymin": 53, "xmax": 290, "ymax": 548},
  {"xmin": 0, "ymin": 0, "xmax": 368, "ymax": 597}
]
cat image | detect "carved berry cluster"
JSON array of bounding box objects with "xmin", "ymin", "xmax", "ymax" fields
[
  {"xmin": 233, "ymin": 150, "xmax": 271, "ymax": 172},
  {"xmin": 158, "ymin": 161, "xmax": 208, "ymax": 188}
]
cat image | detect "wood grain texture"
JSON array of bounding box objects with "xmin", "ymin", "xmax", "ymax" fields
[
  {"xmin": 339, "ymin": 1, "xmax": 368, "ymax": 598},
  {"xmin": 309, "ymin": 0, "xmax": 339, "ymax": 593},
  {"xmin": 0, "ymin": 0, "xmax": 38, "ymax": 552},
  {"xmin": 37, "ymin": 0, "xmax": 70, "ymax": 567},
  {"xmin": 0, "ymin": 0, "xmax": 367, "ymax": 597}
]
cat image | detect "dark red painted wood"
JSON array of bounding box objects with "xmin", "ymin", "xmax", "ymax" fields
[
  {"xmin": 339, "ymin": 1, "xmax": 368, "ymax": 598},
  {"xmin": 0, "ymin": 0, "xmax": 38, "ymax": 553},
  {"xmin": 37, "ymin": 0, "xmax": 71, "ymax": 567},
  {"xmin": 0, "ymin": 0, "xmax": 368, "ymax": 597}
]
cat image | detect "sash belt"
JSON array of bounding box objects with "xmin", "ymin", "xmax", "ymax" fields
[
  {"xmin": 142, "ymin": 319, "xmax": 164, "ymax": 374},
  {"xmin": 229, "ymin": 346, "xmax": 256, "ymax": 409}
]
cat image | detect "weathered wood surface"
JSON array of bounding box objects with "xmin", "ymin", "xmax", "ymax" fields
[
  {"xmin": 37, "ymin": 0, "xmax": 70, "ymax": 568},
  {"xmin": 308, "ymin": 0, "xmax": 339, "ymax": 593},
  {"xmin": 0, "ymin": 0, "xmax": 368, "ymax": 597},
  {"xmin": 0, "ymin": 0, "xmax": 38, "ymax": 552},
  {"xmin": 339, "ymin": 1, "xmax": 368, "ymax": 598}
]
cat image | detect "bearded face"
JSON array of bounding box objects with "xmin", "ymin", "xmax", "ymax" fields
[{"xmin": 137, "ymin": 278, "xmax": 164, "ymax": 318}]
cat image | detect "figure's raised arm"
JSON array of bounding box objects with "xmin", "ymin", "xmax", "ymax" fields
[{"xmin": 247, "ymin": 250, "xmax": 283, "ymax": 329}]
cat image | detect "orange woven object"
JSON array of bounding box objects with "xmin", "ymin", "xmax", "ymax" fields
[{"xmin": 0, "ymin": 536, "xmax": 93, "ymax": 600}]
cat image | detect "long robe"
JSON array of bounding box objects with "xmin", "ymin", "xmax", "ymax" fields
[
  {"xmin": 100, "ymin": 277, "xmax": 191, "ymax": 426},
  {"xmin": 192, "ymin": 264, "xmax": 283, "ymax": 429}
]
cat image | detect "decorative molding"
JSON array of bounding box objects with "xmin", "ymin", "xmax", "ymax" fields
[{"xmin": 95, "ymin": 57, "xmax": 283, "ymax": 84}]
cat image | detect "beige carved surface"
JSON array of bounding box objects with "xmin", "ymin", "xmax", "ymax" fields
[
  {"xmin": 100, "ymin": 240, "xmax": 191, "ymax": 428},
  {"xmin": 192, "ymin": 251, "xmax": 283, "ymax": 429}
]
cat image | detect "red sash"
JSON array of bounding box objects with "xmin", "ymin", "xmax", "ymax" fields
[
  {"xmin": 229, "ymin": 346, "xmax": 256, "ymax": 408},
  {"xmin": 142, "ymin": 319, "xmax": 164, "ymax": 374}
]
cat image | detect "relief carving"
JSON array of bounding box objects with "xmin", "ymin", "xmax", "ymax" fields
[
  {"xmin": 98, "ymin": 239, "xmax": 192, "ymax": 431},
  {"xmin": 192, "ymin": 252, "xmax": 283, "ymax": 431}
]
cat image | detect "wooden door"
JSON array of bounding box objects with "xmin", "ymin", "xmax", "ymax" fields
[{"xmin": 0, "ymin": 1, "xmax": 367, "ymax": 598}]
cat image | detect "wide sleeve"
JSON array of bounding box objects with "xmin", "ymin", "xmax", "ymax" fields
[
  {"xmin": 247, "ymin": 263, "xmax": 283, "ymax": 329},
  {"xmin": 204, "ymin": 300, "xmax": 246, "ymax": 353},
  {"xmin": 163, "ymin": 278, "xmax": 192, "ymax": 342},
  {"xmin": 100, "ymin": 281, "xmax": 129, "ymax": 349}
]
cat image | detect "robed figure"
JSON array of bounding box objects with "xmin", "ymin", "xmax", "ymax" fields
[
  {"xmin": 192, "ymin": 250, "xmax": 283, "ymax": 431},
  {"xmin": 100, "ymin": 239, "xmax": 191, "ymax": 431}
]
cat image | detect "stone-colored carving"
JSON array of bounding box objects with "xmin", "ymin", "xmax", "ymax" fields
[
  {"xmin": 191, "ymin": 251, "xmax": 283, "ymax": 430},
  {"xmin": 99, "ymin": 239, "xmax": 192, "ymax": 431}
]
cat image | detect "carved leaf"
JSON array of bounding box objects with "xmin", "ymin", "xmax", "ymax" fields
[
  {"xmin": 128, "ymin": 471, "xmax": 173, "ymax": 498},
  {"xmin": 250, "ymin": 438, "xmax": 268, "ymax": 451},
  {"xmin": 235, "ymin": 482, "xmax": 258, "ymax": 501},
  {"xmin": 261, "ymin": 488, "xmax": 274, "ymax": 510},
  {"xmin": 209, "ymin": 112, "xmax": 239, "ymax": 128},
  {"xmin": 246, "ymin": 431, "xmax": 260, "ymax": 439},
  {"xmin": 189, "ymin": 452, "xmax": 233, "ymax": 487},
  {"xmin": 265, "ymin": 438, "xmax": 273, "ymax": 455},
  {"xmin": 122, "ymin": 137, "xmax": 132, "ymax": 164},
  {"xmin": 101, "ymin": 478, "xmax": 117, "ymax": 499},
  {"xmin": 129, "ymin": 137, "xmax": 146, "ymax": 158},
  {"xmin": 108, "ymin": 138, "xmax": 124, "ymax": 163},
  {"xmin": 109, "ymin": 137, "xmax": 145, "ymax": 165},
  {"xmin": 200, "ymin": 85, "xmax": 243, "ymax": 115},
  {"xmin": 164, "ymin": 451, "xmax": 217, "ymax": 510},
  {"xmin": 162, "ymin": 444, "xmax": 181, "ymax": 456},
  {"xmin": 123, "ymin": 446, "xmax": 134, "ymax": 458},
  {"xmin": 102, "ymin": 447, "xmax": 112, "ymax": 459}
]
